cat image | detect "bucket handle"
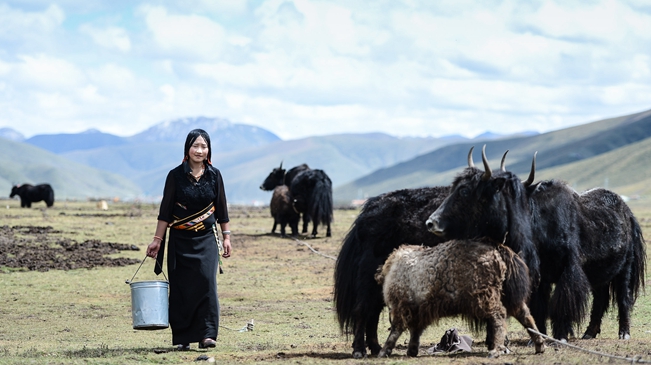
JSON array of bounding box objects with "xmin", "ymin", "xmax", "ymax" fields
[{"xmin": 125, "ymin": 255, "xmax": 169, "ymax": 284}]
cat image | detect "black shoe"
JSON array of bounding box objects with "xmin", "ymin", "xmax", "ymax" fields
[{"xmin": 199, "ymin": 338, "xmax": 216, "ymax": 349}]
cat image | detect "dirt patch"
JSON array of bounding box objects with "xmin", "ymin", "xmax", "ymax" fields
[{"xmin": 0, "ymin": 225, "xmax": 140, "ymax": 272}]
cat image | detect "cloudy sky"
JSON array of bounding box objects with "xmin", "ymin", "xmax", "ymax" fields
[{"xmin": 0, "ymin": 0, "xmax": 650, "ymax": 140}]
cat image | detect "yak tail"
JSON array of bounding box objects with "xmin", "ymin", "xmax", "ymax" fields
[
  {"xmin": 627, "ymin": 215, "xmax": 646, "ymax": 301},
  {"xmin": 498, "ymin": 245, "xmax": 531, "ymax": 312},
  {"xmin": 309, "ymin": 173, "xmax": 333, "ymax": 226},
  {"xmin": 334, "ymin": 223, "xmax": 362, "ymax": 334}
]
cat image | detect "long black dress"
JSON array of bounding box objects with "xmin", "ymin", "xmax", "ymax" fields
[{"xmin": 156, "ymin": 161, "xmax": 229, "ymax": 345}]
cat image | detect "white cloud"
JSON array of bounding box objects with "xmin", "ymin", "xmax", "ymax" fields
[
  {"xmin": 1, "ymin": 0, "xmax": 650, "ymax": 140},
  {"xmin": 139, "ymin": 5, "xmax": 227, "ymax": 61},
  {"xmin": 0, "ymin": 3, "xmax": 64, "ymax": 38},
  {"xmin": 15, "ymin": 54, "xmax": 85, "ymax": 90},
  {"xmin": 79, "ymin": 24, "xmax": 131, "ymax": 52}
]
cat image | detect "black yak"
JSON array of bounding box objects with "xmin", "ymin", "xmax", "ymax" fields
[
  {"xmin": 376, "ymin": 239, "xmax": 545, "ymax": 358},
  {"xmin": 427, "ymin": 146, "xmax": 646, "ymax": 341},
  {"xmin": 289, "ymin": 169, "xmax": 333, "ymax": 237},
  {"xmin": 333, "ymin": 147, "xmax": 509, "ymax": 358},
  {"xmin": 270, "ymin": 185, "xmax": 299, "ymax": 237},
  {"xmin": 260, "ymin": 163, "xmax": 311, "ymax": 234},
  {"xmin": 10, "ymin": 184, "xmax": 55, "ymax": 208}
]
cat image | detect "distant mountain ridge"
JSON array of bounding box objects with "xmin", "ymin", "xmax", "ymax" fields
[
  {"xmin": 25, "ymin": 129, "xmax": 129, "ymax": 154},
  {"xmin": 334, "ymin": 108, "xmax": 651, "ymax": 201},
  {"xmin": 0, "ymin": 127, "xmax": 25, "ymax": 142},
  {"xmin": 4, "ymin": 109, "xmax": 651, "ymax": 204}
]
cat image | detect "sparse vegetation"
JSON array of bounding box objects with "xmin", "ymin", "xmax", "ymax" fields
[{"xmin": 0, "ymin": 198, "xmax": 650, "ymax": 364}]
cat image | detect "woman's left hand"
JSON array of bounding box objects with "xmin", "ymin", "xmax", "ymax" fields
[{"xmin": 222, "ymin": 237, "xmax": 232, "ymax": 258}]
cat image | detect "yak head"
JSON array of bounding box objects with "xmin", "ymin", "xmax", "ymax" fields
[
  {"xmin": 426, "ymin": 147, "xmax": 539, "ymax": 280},
  {"xmin": 426, "ymin": 145, "xmax": 533, "ymax": 242},
  {"xmin": 260, "ymin": 162, "xmax": 286, "ymax": 191},
  {"xmin": 10, "ymin": 185, "xmax": 21, "ymax": 198}
]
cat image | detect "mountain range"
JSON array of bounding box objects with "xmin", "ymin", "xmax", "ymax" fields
[{"xmin": 1, "ymin": 108, "xmax": 650, "ymax": 205}]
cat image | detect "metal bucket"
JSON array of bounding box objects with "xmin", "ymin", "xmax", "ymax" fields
[{"xmin": 130, "ymin": 280, "xmax": 169, "ymax": 330}]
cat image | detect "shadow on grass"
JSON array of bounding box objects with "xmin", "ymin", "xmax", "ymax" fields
[{"xmin": 63, "ymin": 344, "xmax": 188, "ymax": 358}]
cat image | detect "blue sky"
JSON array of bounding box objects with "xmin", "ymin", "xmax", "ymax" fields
[{"xmin": 0, "ymin": 0, "xmax": 650, "ymax": 140}]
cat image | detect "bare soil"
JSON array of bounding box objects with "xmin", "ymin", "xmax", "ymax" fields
[{"xmin": 0, "ymin": 224, "xmax": 141, "ymax": 271}]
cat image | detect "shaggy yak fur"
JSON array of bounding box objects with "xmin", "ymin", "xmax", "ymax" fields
[
  {"xmin": 427, "ymin": 147, "xmax": 646, "ymax": 341},
  {"xmin": 260, "ymin": 163, "xmax": 311, "ymax": 234},
  {"xmin": 527, "ymin": 181, "xmax": 646, "ymax": 340},
  {"xmin": 269, "ymin": 185, "xmax": 299, "ymax": 237},
  {"xmin": 334, "ymin": 185, "xmax": 450, "ymax": 358},
  {"xmin": 10, "ymin": 184, "xmax": 55, "ymax": 208},
  {"xmin": 289, "ymin": 169, "xmax": 333, "ymax": 237},
  {"xmin": 376, "ymin": 239, "xmax": 545, "ymax": 358}
]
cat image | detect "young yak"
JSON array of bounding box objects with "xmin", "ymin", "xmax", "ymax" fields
[{"xmin": 376, "ymin": 239, "xmax": 545, "ymax": 358}]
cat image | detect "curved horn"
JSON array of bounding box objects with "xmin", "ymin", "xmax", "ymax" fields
[
  {"xmin": 523, "ymin": 151, "xmax": 537, "ymax": 187},
  {"xmin": 481, "ymin": 145, "xmax": 492, "ymax": 180},
  {"xmin": 279, "ymin": 160, "xmax": 283, "ymax": 169},
  {"xmin": 500, "ymin": 150, "xmax": 509, "ymax": 171},
  {"xmin": 467, "ymin": 146, "xmax": 475, "ymax": 167}
]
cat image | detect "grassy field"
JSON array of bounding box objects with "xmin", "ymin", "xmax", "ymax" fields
[{"xmin": 0, "ymin": 198, "xmax": 650, "ymax": 365}]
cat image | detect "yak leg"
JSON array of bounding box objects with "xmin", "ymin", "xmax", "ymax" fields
[
  {"xmin": 378, "ymin": 323, "xmax": 404, "ymax": 358},
  {"xmin": 406, "ymin": 321, "xmax": 425, "ymax": 357},
  {"xmin": 582, "ymin": 286, "xmax": 609, "ymax": 339},
  {"xmin": 614, "ymin": 270, "xmax": 635, "ymax": 340},
  {"xmin": 485, "ymin": 310, "xmax": 508, "ymax": 358},
  {"xmin": 279, "ymin": 221, "xmax": 287, "ymax": 237},
  {"xmin": 301, "ymin": 213, "xmax": 311, "ymax": 234},
  {"xmin": 550, "ymin": 262, "xmax": 590, "ymax": 341},
  {"xmin": 326, "ymin": 222, "xmax": 331, "ymax": 237},
  {"xmin": 351, "ymin": 262, "xmax": 384, "ymax": 358},
  {"xmin": 311, "ymin": 222, "xmax": 318, "ymax": 238},
  {"xmin": 271, "ymin": 219, "xmax": 277, "ymax": 234},
  {"xmin": 529, "ymin": 281, "xmax": 551, "ymax": 336},
  {"xmin": 511, "ymin": 303, "xmax": 546, "ymax": 354},
  {"xmin": 365, "ymin": 306, "xmax": 383, "ymax": 355}
]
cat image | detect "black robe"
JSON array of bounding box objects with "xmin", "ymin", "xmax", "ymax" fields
[{"xmin": 156, "ymin": 161, "xmax": 229, "ymax": 344}]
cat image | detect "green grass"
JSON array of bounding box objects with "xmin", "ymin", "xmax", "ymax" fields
[{"xmin": 0, "ymin": 198, "xmax": 650, "ymax": 364}]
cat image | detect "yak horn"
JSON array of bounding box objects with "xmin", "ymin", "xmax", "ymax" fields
[
  {"xmin": 467, "ymin": 146, "xmax": 475, "ymax": 167},
  {"xmin": 279, "ymin": 160, "xmax": 283, "ymax": 169},
  {"xmin": 481, "ymin": 145, "xmax": 492, "ymax": 180},
  {"xmin": 523, "ymin": 152, "xmax": 537, "ymax": 187},
  {"xmin": 500, "ymin": 150, "xmax": 509, "ymax": 171}
]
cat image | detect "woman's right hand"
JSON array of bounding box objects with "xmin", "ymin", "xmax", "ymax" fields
[{"xmin": 146, "ymin": 239, "xmax": 161, "ymax": 258}]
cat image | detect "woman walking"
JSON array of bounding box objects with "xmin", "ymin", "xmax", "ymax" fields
[{"xmin": 146, "ymin": 128, "xmax": 232, "ymax": 350}]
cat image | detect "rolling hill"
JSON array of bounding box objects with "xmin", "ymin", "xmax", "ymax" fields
[
  {"xmin": 0, "ymin": 138, "xmax": 141, "ymax": 201},
  {"xmin": 334, "ymin": 108, "xmax": 651, "ymax": 202},
  {"xmin": 4, "ymin": 108, "xmax": 651, "ymax": 205}
]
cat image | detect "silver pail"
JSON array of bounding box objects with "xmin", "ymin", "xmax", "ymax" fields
[{"xmin": 130, "ymin": 280, "xmax": 169, "ymax": 330}]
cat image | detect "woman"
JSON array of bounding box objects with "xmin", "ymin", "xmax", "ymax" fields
[{"xmin": 146, "ymin": 128, "xmax": 232, "ymax": 350}]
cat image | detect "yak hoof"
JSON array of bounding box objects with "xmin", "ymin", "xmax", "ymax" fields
[
  {"xmin": 619, "ymin": 332, "xmax": 631, "ymax": 340},
  {"xmin": 377, "ymin": 349, "xmax": 390, "ymax": 358},
  {"xmin": 352, "ymin": 350, "xmax": 366, "ymax": 359},
  {"xmin": 581, "ymin": 333, "xmax": 595, "ymax": 339},
  {"xmin": 487, "ymin": 350, "xmax": 500, "ymax": 359},
  {"xmin": 535, "ymin": 342, "xmax": 545, "ymax": 354}
]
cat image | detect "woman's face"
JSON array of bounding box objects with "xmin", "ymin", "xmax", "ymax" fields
[{"xmin": 188, "ymin": 136, "xmax": 209, "ymax": 164}]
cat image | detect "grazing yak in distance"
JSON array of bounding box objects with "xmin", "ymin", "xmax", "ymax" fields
[
  {"xmin": 270, "ymin": 185, "xmax": 299, "ymax": 237},
  {"xmin": 376, "ymin": 239, "xmax": 545, "ymax": 358},
  {"xmin": 427, "ymin": 146, "xmax": 646, "ymax": 341},
  {"xmin": 289, "ymin": 169, "xmax": 333, "ymax": 237},
  {"xmin": 10, "ymin": 184, "xmax": 55, "ymax": 208},
  {"xmin": 334, "ymin": 148, "xmax": 510, "ymax": 358},
  {"xmin": 260, "ymin": 163, "xmax": 311, "ymax": 234}
]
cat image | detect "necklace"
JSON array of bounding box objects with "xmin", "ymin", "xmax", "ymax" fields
[{"xmin": 192, "ymin": 167, "xmax": 204, "ymax": 180}]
